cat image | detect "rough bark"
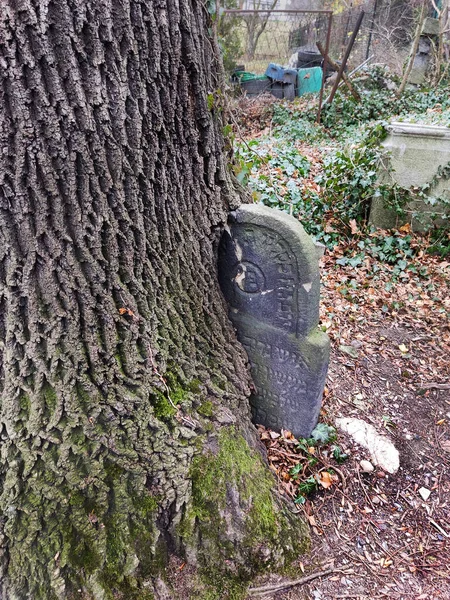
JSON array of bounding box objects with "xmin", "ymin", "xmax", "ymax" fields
[{"xmin": 0, "ymin": 1, "xmax": 306, "ymax": 599}]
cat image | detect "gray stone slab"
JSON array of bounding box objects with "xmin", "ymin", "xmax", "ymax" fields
[
  {"xmin": 218, "ymin": 204, "xmax": 329, "ymax": 438},
  {"xmin": 408, "ymin": 53, "xmax": 430, "ymax": 85},
  {"xmin": 369, "ymin": 122, "xmax": 450, "ymax": 231},
  {"xmin": 422, "ymin": 17, "xmax": 440, "ymax": 37}
]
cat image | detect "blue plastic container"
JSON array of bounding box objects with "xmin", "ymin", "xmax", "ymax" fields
[{"xmin": 265, "ymin": 63, "xmax": 297, "ymax": 85}]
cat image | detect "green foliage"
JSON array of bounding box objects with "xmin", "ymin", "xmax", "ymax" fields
[
  {"xmin": 268, "ymin": 145, "xmax": 310, "ymax": 177},
  {"xmin": 218, "ymin": 1, "xmax": 242, "ymax": 74},
  {"xmin": 310, "ymin": 423, "xmax": 337, "ymax": 444},
  {"xmin": 234, "ymin": 139, "xmax": 310, "ymax": 215},
  {"xmin": 232, "ymin": 69, "xmax": 450, "ymax": 256},
  {"xmin": 272, "ymin": 102, "xmax": 328, "ymax": 143},
  {"xmin": 428, "ymin": 229, "xmax": 450, "ymax": 257},
  {"xmin": 288, "ymin": 423, "xmax": 345, "ymax": 505},
  {"xmin": 207, "ymin": 93, "xmax": 215, "ymax": 111},
  {"xmin": 332, "ymin": 445, "xmax": 348, "ymax": 464},
  {"xmin": 321, "ymin": 65, "xmax": 450, "ymax": 132},
  {"xmin": 336, "ymin": 230, "xmax": 417, "ymax": 274},
  {"xmin": 316, "ymin": 144, "xmax": 379, "ymax": 221},
  {"xmin": 297, "ymin": 476, "xmax": 317, "ymax": 498}
]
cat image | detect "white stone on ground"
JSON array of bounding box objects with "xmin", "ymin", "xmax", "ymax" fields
[
  {"xmin": 418, "ymin": 487, "xmax": 431, "ymax": 501},
  {"xmin": 360, "ymin": 459, "xmax": 375, "ymax": 473},
  {"xmin": 336, "ymin": 417, "xmax": 400, "ymax": 474}
]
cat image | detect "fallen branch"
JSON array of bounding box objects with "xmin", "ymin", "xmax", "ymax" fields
[
  {"xmin": 419, "ymin": 382, "xmax": 450, "ymax": 390},
  {"xmin": 248, "ymin": 568, "xmax": 335, "ymax": 596},
  {"xmin": 316, "ymin": 42, "xmax": 361, "ymax": 102},
  {"xmin": 429, "ymin": 518, "xmax": 449, "ymax": 538}
]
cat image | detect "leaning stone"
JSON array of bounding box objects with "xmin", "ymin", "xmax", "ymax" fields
[{"xmin": 218, "ymin": 204, "xmax": 329, "ymax": 438}]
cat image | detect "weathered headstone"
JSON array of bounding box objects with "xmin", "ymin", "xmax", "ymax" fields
[
  {"xmin": 218, "ymin": 204, "xmax": 329, "ymax": 438},
  {"xmin": 369, "ymin": 122, "xmax": 450, "ymax": 230}
]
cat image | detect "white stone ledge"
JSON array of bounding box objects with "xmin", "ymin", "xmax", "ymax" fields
[{"xmin": 388, "ymin": 121, "xmax": 450, "ymax": 140}]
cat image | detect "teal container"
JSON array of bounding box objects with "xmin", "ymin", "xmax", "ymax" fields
[{"xmin": 297, "ymin": 67, "xmax": 323, "ymax": 96}]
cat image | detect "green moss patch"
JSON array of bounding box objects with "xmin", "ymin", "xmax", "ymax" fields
[
  {"xmin": 180, "ymin": 426, "xmax": 308, "ymax": 585},
  {"xmin": 197, "ymin": 400, "xmax": 214, "ymax": 417}
]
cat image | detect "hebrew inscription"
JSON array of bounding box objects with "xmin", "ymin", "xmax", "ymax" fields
[{"xmin": 218, "ymin": 205, "xmax": 329, "ymax": 437}]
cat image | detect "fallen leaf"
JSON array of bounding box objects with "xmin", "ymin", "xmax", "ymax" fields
[
  {"xmin": 398, "ymin": 344, "xmax": 408, "ymax": 353},
  {"xmin": 349, "ymin": 219, "xmax": 359, "ymax": 234},
  {"xmin": 317, "ymin": 471, "xmax": 334, "ymax": 489},
  {"xmin": 339, "ymin": 345, "xmax": 359, "ymax": 358},
  {"xmin": 119, "ymin": 307, "xmax": 136, "ymax": 318}
]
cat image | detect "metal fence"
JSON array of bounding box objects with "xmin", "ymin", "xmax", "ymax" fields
[
  {"xmin": 220, "ymin": 2, "xmax": 417, "ymax": 79},
  {"xmin": 221, "ymin": 9, "xmax": 332, "ymax": 76}
]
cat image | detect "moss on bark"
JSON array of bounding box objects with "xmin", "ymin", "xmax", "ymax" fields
[
  {"xmin": 178, "ymin": 426, "xmax": 308, "ymax": 590},
  {"xmin": 0, "ymin": 0, "xmax": 309, "ymax": 597}
]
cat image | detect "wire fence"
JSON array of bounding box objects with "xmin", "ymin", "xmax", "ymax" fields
[
  {"xmin": 220, "ymin": 2, "xmax": 418, "ymax": 80},
  {"xmin": 221, "ymin": 10, "xmax": 332, "ymax": 76},
  {"xmin": 331, "ymin": 0, "xmax": 416, "ymax": 73}
]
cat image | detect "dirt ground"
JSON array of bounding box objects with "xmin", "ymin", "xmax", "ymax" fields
[
  {"xmin": 246, "ymin": 250, "xmax": 450, "ymax": 600},
  {"xmin": 170, "ymin": 96, "xmax": 450, "ymax": 599},
  {"xmin": 168, "ymin": 247, "xmax": 449, "ymax": 600}
]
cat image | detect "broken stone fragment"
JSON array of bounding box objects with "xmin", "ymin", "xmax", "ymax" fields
[
  {"xmin": 336, "ymin": 417, "xmax": 399, "ymax": 474},
  {"xmin": 360, "ymin": 459, "xmax": 374, "ymax": 473},
  {"xmin": 418, "ymin": 487, "xmax": 431, "ymax": 501}
]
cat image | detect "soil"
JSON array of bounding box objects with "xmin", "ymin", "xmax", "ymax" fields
[
  {"xmin": 245, "ymin": 251, "xmax": 450, "ymax": 600},
  {"xmin": 169, "ymin": 96, "xmax": 450, "ymax": 599},
  {"xmin": 168, "ymin": 248, "xmax": 449, "ymax": 600}
]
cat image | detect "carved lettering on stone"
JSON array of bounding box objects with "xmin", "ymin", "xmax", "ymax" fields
[{"xmin": 218, "ymin": 204, "xmax": 329, "ymax": 437}]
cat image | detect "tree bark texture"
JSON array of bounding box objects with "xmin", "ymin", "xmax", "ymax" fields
[{"xmin": 0, "ymin": 1, "xmax": 306, "ymax": 599}]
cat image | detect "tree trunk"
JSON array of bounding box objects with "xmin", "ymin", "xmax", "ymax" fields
[
  {"xmin": 396, "ymin": 0, "xmax": 427, "ymax": 97},
  {"xmin": 0, "ymin": 1, "xmax": 306, "ymax": 599}
]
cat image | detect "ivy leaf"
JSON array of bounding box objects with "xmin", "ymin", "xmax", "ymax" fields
[{"xmin": 311, "ymin": 423, "xmax": 336, "ymax": 444}]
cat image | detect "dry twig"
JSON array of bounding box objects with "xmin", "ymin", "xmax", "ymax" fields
[{"xmin": 248, "ymin": 568, "xmax": 335, "ymax": 597}]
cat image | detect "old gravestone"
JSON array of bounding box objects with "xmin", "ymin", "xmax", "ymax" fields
[{"xmin": 218, "ymin": 204, "xmax": 329, "ymax": 438}]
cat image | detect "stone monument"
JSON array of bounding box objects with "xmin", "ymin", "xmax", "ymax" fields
[
  {"xmin": 218, "ymin": 204, "xmax": 329, "ymax": 438},
  {"xmin": 369, "ymin": 122, "xmax": 450, "ymax": 230}
]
